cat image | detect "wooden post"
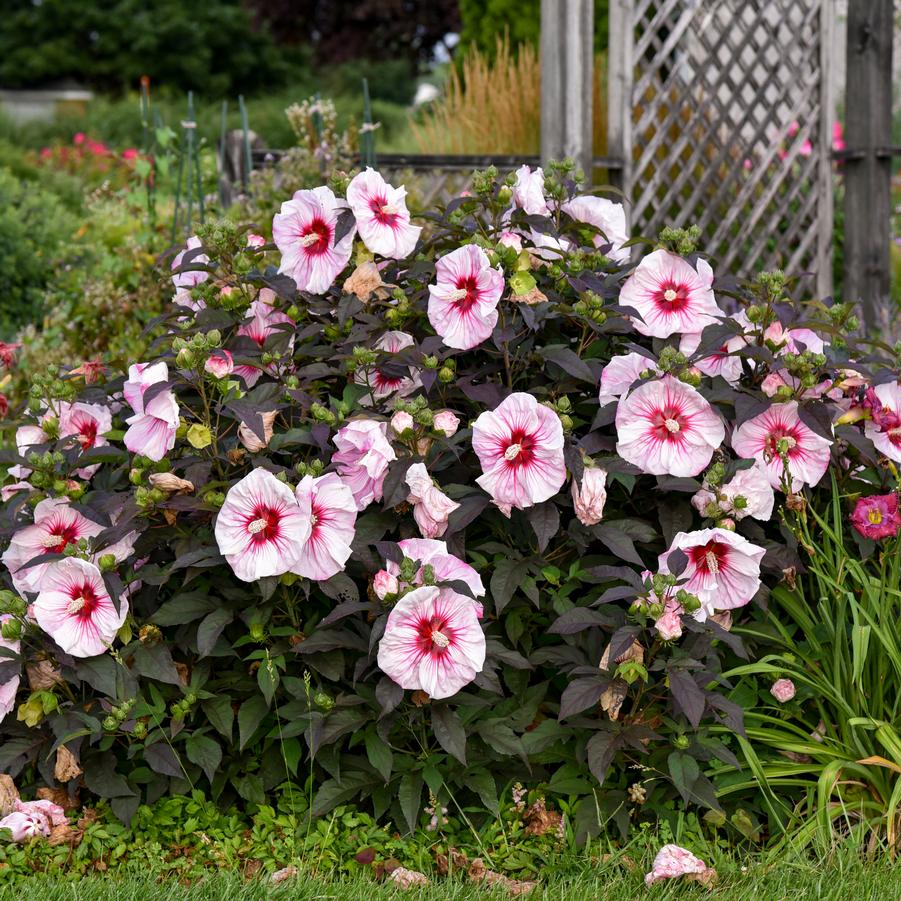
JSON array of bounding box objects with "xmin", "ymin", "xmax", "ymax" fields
[
  {"xmin": 606, "ymin": 0, "xmax": 632, "ymax": 225},
  {"xmin": 540, "ymin": 0, "xmax": 594, "ymax": 179},
  {"xmin": 816, "ymin": 0, "xmax": 835, "ymax": 300},
  {"xmin": 843, "ymin": 0, "xmax": 893, "ymax": 329}
]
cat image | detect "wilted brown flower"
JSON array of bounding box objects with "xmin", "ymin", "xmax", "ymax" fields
[{"xmin": 238, "ymin": 411, "xmax": 277, "ymax": 453}]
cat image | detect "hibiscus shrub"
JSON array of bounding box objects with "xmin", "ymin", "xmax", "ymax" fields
[{"xmin": 1, "ymin": 159, "xmax": 899, "ymax": 840}]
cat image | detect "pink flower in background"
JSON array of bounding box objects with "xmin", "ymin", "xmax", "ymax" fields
[
  {"xmin": 832, "ymin": 121, "xmax": 845, "ymax": 153},
  {"xmin": 233, "ymin": 298, "xmax": 295, "ymax": 388},
  {"xmin": 33, "ymin": 558, "xmax": 128, "ymax": 657},
  {"xmin": 645, "ymin": 845, "xmax": 711, "ymax": 886},
  {"xmin": 654, "ymin": 596, "xmax": 684, "ymax": 641},
  {"xmin": 615, "ymin": 376, "xmax": 724, "ymax": 477},
  {"xmin": 171, "ymin": 236, "xmax": 210, "ymax": 290},
  {"xmin": 57, "ymin": 401, "xmax": 112, "ymax": 479},
  {"xmin": 763, "ymin": 321, "xmax": 826, "ymax": 355},
  {"xmin": 864, "ymin": 382, "xmax": 901, "ymax": 463},
  {"xmin": 121, "ymin": 147, "xmax": 139, "ymax": 161},
  {"xmin": 571, "ymin": 467, "xmax": 607, "ymax": 526},
  {"xmin": 204, "ymin": 349, "xmax": 234, "ymax": 378},
  {"xmin": 387, "ymin": 538, "xmax": 485, "ymax": 607},
  {"xmin": 16, "ymin": 799, "xmax": 66, "ymax": 827},
  {"xmin": 780, "ymin": 121, "xmax": 812, "ymax": 159},
  {"xmin": 561, "ymin": 195, "xmax": 630, "ymax": 263},
  {"xmin": 472, "ymin": 392, "xmax": 566, "ymax": 515},
  {"xmin": 246, "ymin": 233, "xmax": 266, "ymax": 248},
  {"xmin": 405, "ymin": 463, "xmax": 460, "ymax": 539},
  {"xmin": 692, "ymin": 461, "xmax": 775, "ymax": 522},
  {"xmin": 511, "ymin": 165, "xmax": 549, "ymax": 216},
  {"xmin": 428, "ymin": 244, "xmax": 504, "ymax": 351},
  {"xmin": 332, "ymin": 420, "xmax": 397, "ymax": 510},
  {"xmin": 0, "ymin": 809, "xmax": 50, "ymax": 842},
  {"xmin": 122, "ymin": 363, "xmax": 179, "ymax": 463},
  {"xmin": 0, "ymin": 614, "xmax": 20, "ymax": 725},
  {"xmin": 273, "ymin": 185, "xmax": 355, "ymax": 294},
  {"xmin": 373, "ymin": 569, "xmax": 400, "ymax": 599},
  {"xmin": 620, "ymin": 250, "xmax": 723, "ymax": 338},
  {"xmin": 679, "ymin": 330, "xmax": 745, "ymax": 385},
  {"xmin": 433, "ymin": 410, "xmax": 460, "ymax": 437},
  {"xmin": 215, "ymin": 468, "xmax": 310, "ymax": 582},
  {"xmin": 346, "ymin": 168, "xmax": 421, "ymax": 259},
  {"xmin": 850, "ymin": 494, "xmax": 901, "ymax": 541},
  {"xmin": 598, "ymin": 353, "xmax": 660, "ymax": 406},
  {"xmin": 732, "ymin": 401, "xmax": 832, "ymax": 490},
  {"xmin": 291, "ymin": 473, "xmax": 357, "ymax": 581},
  {"xmin": 659, "ymin": 527, "xmax": 766, "ymax": 616},
  {"xmin": 0, "ymin": 341, "xmax": 20, "ymax": 369},
  {"xmin": 73, "ymin": 132, "xmax": 85, "ymax": 146},
  {"xmin": 390, "ymin": 410, "xmax": 415, "ymax": 435},
  {"xmin": 771, "ymin": 678, "xmax": 796, "ymax": 703},
  {"xmin": 498, "ymin": 231, "xmax": 523, "ymax": 252},
  {"xmin": 377, "ymin": 585, "xmax": 486, "ymax": 699},
  {"xmin": 356, "ymin": 330, "xmax": 421, "ymax": 400}
]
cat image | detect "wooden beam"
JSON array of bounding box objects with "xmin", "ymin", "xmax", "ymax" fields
[
  {"xmin": 816, "ymin": 0, "xmax": 835, "ymax": 300},
  {"xmin": 540, "ymin": 0, "xmax": 594, "ymax": 178},
  {"xmin": 843, "ymin": 0, "xmax": 893, "ymax": 329},
  {"xmin": 606, "ymin": 0, "xmax": 632, "ymax": 222}
]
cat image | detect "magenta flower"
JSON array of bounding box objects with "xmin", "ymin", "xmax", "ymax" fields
[
  {"xmin": 386, "ymin": 538, "xmax": 485, "ymax": 608},
  {"xmin": 204, "ymin": 349, "xmax": 234, "ymax": 379},
  {"xmin": 850, "ymin": 494, "xmax": 901, "ymax": 541},
  {"xmin": 732, "ymin": 401, "xmax": 832, "ymax": 490},
  {"xmin": 620, "ymin": 249, "xmax": 723, "ymax": 338},
  {"xmin": 122, "ymin": 362, "xmax": 179, "ymax": 462},
  {"xmin": 171, "ymin": 235, "xmax": 209, "ymax": 290},
  {"xmin": 346, "ymin": 168, "xmax": 421, "ymax": 259},
  {"xmin": 377, "ymin": 585, "xmax": 486, "ymax": 699},
  {"xmin": 332, "ymin": 419, "xmax": 397, "ymax": 510},
  {"xmin": 405, "ymin": 463, "xmax": 460, "ymax": 539},
  {"xmin": 658, "ymin": 527, "xmax": 766, "ymax": 616},
  {"xmin": 233, "ymin": 297, "xmax": 295, "ymax": 388},
  {"xmin": 273, "ymin": 186, "xmax": 355, "ymax": 294},
  {"xmin": 571, "ymin": 467, "xmax": 607, "ymax": 526},
  {"xmin": 770, "ymin": 678, "xmax": 796, "ymax": 703},
  {"xmin": 472, "ymin": 392, "xmax": 566, "ymax": 515},
  {"xmin": 33, "ymin": 558, "xmax": 128, "ymax": 657},
  {"xmin": 427, "ymin": 244, "xmax": 504, "ymax": 351},
  {"xmin": 645, "ymin": 845, "xmax": 711, "ymax": 886},
  {"xmin": 561, "ymin": 195, "xmax": 630, "ymax": 263},
  {"xmin": 615, "ymin": 376, "xmax": 724, "ymax": 477},
  {"xmin": 214, "ymin": 468, "xmax": 311, "ymax": 582},
  {"xmin": 678, "ymin": 330, "xmax": 744, "ymax": 385},
  {"xmin": 511, "ymin": 165, "xmax": 549, "ymax": 216},
  {"xmin": 864, "ymin": 382, "xmax": 901, "ymax": 464},
  {"xmin": 0, "ymin": 614, "xmax": 20, "ymax": 725},
  {"xmin": 291, "ymin": 473, "xmax": 357, "ymax": 581},
  {"xmin": 598, "ymin": 352, "xmax": 660, "ymax": 406}
]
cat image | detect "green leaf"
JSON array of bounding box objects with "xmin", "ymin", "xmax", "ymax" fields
[
  {"xmin": 490, "ymin": 557, "xmax": 526, "ymax": 615},
  {"xmin": 257, "ymin": 660, "xmax": 280, "ymax": 706},
  {"xmin": 152, "ymin": 592, "xmax": 219, "ymax": 626},
  {"xmin": 186, "ymin": 424, "xmax": 212, "ymax": 449},
  {"xmin": 365, "ymin": 729, "xmax": 393, "ymax": 782},
  {"xmin": 431, "ymin": 705, "xmax": 467, "ymax": 765},
  {"xmin": 238, "ymin": 695, "xmax": 269, "ymax": 750},
  {"xmin": 397, "ymin": 772, "xmax": 422, "ymax": 834},
  {"xmin": 467, "ymin": 770, "xmax": 499, "ymax": 816},
  {"xmin": 196, "ymin": 609, "xmax": 233, "ymax": 657},
  {"xmin": 186, "ymin": 733, "xmax": 222, "ymax": 783},
  {"xmin": 667, "ymin": 750, "xmax": 700, "ymax": 804},
  {"xmin": 130, "ymin": 644, "xmax": 182, "ymax": 685},
  {"xmin": 509, "ymin": 270, "xmax": 536, "ymax": 296},
  {"xmin": 202, "ymin": 696, "xmax": 234, "ymax": 741}
]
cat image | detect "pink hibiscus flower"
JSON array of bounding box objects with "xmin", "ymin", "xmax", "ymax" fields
[
  {"xmin": 122, "ymin": 362, "xmax": 179, "ymax": 462},
  {"xmin": 377, "ymin": 585, "xmax": 486, "ymax": 700},
  {"xmin": 598, "ymin": 352, "xmax": 660, "ymax": 406},
  {"xmin": 355, "ymin": 330, "xmax": 421, "ymax": 400},
  {"xmin": 214, "ymin": 468, "xmax": 311, "ymax": 582},
  {"xmin": 33, "ymin": 558, "xmax": 128, "ymax": 657},
  {"xmin": 332, "ymin": 420, "xmax": 397, "ymax": 510},
  {"xmin": 346, "ymin": 168, "xmax": 421, "ymax": 259},
  {"xmin": 615, "ymin": 376, "xmax": 724, "ymax": 477},
  {"xmin": 645, "ymin": 845, "xmax": 711, "ymax": 886},
  {"xmin": 405, "ymin": 463, "xmax": 460, "ymax": 539},
  {"xmin": 771, "ymin": 678, "xmax": 796, "ymax": 703},
  {"xmin": 273, "ymin": 186, "xmax": 355, "ymax": 294},
  {"xmin": 658, "ymin": 527, "xmax": 766, "ymax": 616},
  {"xmin": 763, "ymin": 321, "xmax": 826, "ymax": 355},
  {"xmin": 8, "ymin": 423, "xmax": 48, "ymax": 480},
  {"xmin": 571, "ymin": 467, "xmax": 607, "ymax": 526},
  {"xmin": 561, "ymin": 195, "xmax": 630, "ymax": 263},
  {"xmin": 511, "ymin": 165, "xmax": 549, "ymax": 216},
  {"xmin": 233, "ymin": 298, "xmax": 295, "ymax": 388},
  {"xmin": 731, "ymin": 401, "xmax": 832, "ymax": 490},
  {"xmin": 864, "ymin": 382, "xmax": 901, "ymax": 464},
  {"xmin": 0, "ymin": 808, "xmax": 50, "ymax": 842},
  {"xmin": 427, "ymin": 244, "xmax": 505, "ymax": 351},
  {"xmin": 692, "ymin": 460, "xmax": 775, "ymax": 522},
  {"xmin": 204, "ymin": 349, "xmax": 234, "ymax": 378},
  {"xmin": 620, "ymin": 249, "xmax": 723, "ymax": 338},
  {"xmin": 171, "ymin": 235, "xmax": 210, "ymax": 290},
  {"xmin": 291, "ymin": 473, "xmax": 357, "ymax": 581},
  {"xmin": 0, "ymin": 614, "xmax": 20, "ymax": 725},
  {"xmin": 679, "ymin": 330, "xmax": 745, "ymax": 385},
  {"xmin": 472, "ymin": 392, "xmax": 566, "ymax": 515},
  {"xmin": 850, "ymin": 494, "xmax": 901, "ymax": 541},
  {"xmin": 386, "ymin": 538, "xmax": 485, "ymax": 608},
  {"xmin": 58, "ymin": 401, "xmax": 112, "ymax": 479}
]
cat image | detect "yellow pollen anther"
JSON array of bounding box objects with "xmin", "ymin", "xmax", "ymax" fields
[
  {"xmin": 431, "ymin": 630, "xmax": 450, "ymax": 649},
  {"xmin": 298, "ymin": 232, "xmax": 321, "ymax": 247},
  {"xmin": 504, "ymin": 443, "xmax": 522, "ymax": 461},
  {"xmin": 663, "ymin": 288, "xmax": 678, "ymax": 302},
  {"xmin": 310, "ymin": 513, "xmax": 318, "ymax": 527},
  {"xmin": 67, "ymin": 596, "xmax": 86, "ymax": 615},
  {"xmin": 869, "ymin": 510, "xmax": 883, "ymax": 525},
  {"xmin": 41, "ymin": 533, "xmax": 64, "ymax": 548},
  {"xmin": 705, "ymin": 551, "xmax": 719, "ymax": 574},
  {"xmin": 248, "ymin": 518, "xmax": 268, "ymax": 534},
  {"xmin": 664, "ymin": 418, "xmax": 681, "ymax": 433}
]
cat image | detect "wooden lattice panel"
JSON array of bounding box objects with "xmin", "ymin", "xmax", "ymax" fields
[{"xmin": 609, "ymin": 0, "xmax": 834, "ymax": 295}]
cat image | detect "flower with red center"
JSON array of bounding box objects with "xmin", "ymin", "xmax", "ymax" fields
[
  {"xmin": 678, "ymin": 330, "xmax": 745, "ymax": 385},
  {"xmin": 377, "ymin": 585, "xmax": 486, "ymax": 700},
  {"xmin": 427, "ymin": 244, "xmax": 505, "ymax": 351},
  {"xmin": 561, "ymin": 195, "xmax": 630, "ymax": 263},
  {"xmin": 273, "ymin": 185, "xmax": 355, "ymax": 294},
  {"xmin": 0, "ymin": 342, "xmax": 20, "ymax": 369},
  {"xmin": 472, "ymin": 392, "xmax": 566, "ymax": 515},
  {"xmin": 214, "ymin": 468, "xmax": 311, "ymax": 582},
  {"xmin": 346, "ymin": 168, "xmax": 421, "ymax": 259},
  {"xmin": 355, "ymin": 330, "xmax": 421, "ymax": 400},
  {"xmin": 386, "ymin": 538, "xmax": 486, "ymax": 610},
  {"xmin": 405, "ymin": 463, "xmax": 460, "ymax": 539},
  {"xmin": 615, "ymin": 376, "xmax": 724, "ymax": 477},
  {"xmin": 33, "ymin": 558, "xmax": 128, "ymax": 657},
  {"xmin": 122, "ymin": 362, "xmax": 179, "ymax": 463},
  {"xmin": 731, "ymin": 401, "xmax": 832, "ymax": 490},
  {"xmin": 658, "ymin": 527, "xmax": 766, "ymax": 616},
  {"xmin": 332, "ymin": 420, "xmax": 397, "ymax": 510},
  {"xmin": 232, "ymin": 296, "xmax": 295, "ymax": 388},
  {"xmin": 171, "ymin": 236, "xmax": 210, "ymax": 290},
  {"xmin": 70, "ymin": 359, "xmax": 107, "ymax": 384},
  {"xmin": 291, "ymin": 473, "xmax": 357, "ymax": 581},
  {"xmin": 598, "ymin": 352, "xmax": 660, "ymax": 406},
  {"xmin": 0, "ymin": 613, "xmax": 20, "ymax": 725},
  {"xmin": 620, "ymin": 249, "xmax": 723, "ymax": 338},
  {"xmin": 864, "ymin": 382, "xmax": 901, "ymax": 464},
  {"xmin": 511, "ymin": 165, "xmax": 549, "ymax": 216},
  {"xmin": 58, "ymin": 401, "xmax": 112, "ymax": 479},
  {"xmin": 850, "ymin": 494, "xmax": 901, "ymax": 541}
]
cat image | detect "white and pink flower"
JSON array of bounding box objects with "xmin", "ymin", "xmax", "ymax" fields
[
  {"xmin": 332, "ymin": 420, "xmax": 397, "ymax": 510},
  {"xmin": 472, "ymin": 392, "xmax": 566, "ymax": 515},
  {"xmin": 561, "ymin": 195, "xmax": 630, "ymax": 263},
  {"xmin": 732, "ymin": 401, "xmax": 832, "ymax": 490},
  {"xmin": 0, "ymin": 799, "xmax": 66, "ymax": 842},
  {"xmin": 692, "ymin": 460, "xmax": 775, "ymax": 522},
  {"xmin": 122, "ymin": 362, "xmax": 179, "ymax": 463},
  {"xmin": 233, "ymin": 298, "xmax": 294, "ymax": 388},
  {"xmin": 864, "ymin": 382, "xmax": 901, "ymax": 464},
  {"xmin": 33, "ymin": 558, "xmax": 128, "ymax": 657},
  {"xmin": 386, "ymin": 538, "xmax": 485, "ymax": 608},
  {"xmin": 511, "ymin": 165, "xmax": 549, "ymax": 216},
  {"xmin": 291, "ymin": 473, "xmax": 357, "ymax": 581},
  {"xmin": 615, "ymin": 376, "xmax": 724, "ymax": 477},
  {"xmin": 427, "ymin": 244, "xmax": 504, "ymax": 351},
  {"xmin": 571, "ymin": 467, "xmax": 607, "ymax": 526},
  {"xmin": 620, "ymin": 250, "xmax": 722, "ymax": 338},
  {"xmin": 214, "ymin": 468, "xmax": 311, "ymax": 582},
  {"xmin": 679, "ymin": 330, "xmax": 745, "ymax": 385},
  {"xmin": 645, "ymin": 845, "xmax": 712, "ymax": 887},
  {"xmin": 377, "ymin": 585, "xmax": 486, "ymax": 700},
  {"xmin": 204, "ymin": 349, "xmax": 234, "ymax": 379},
  {"xmin": 598, "ymin": 353, "xmax": 659, "ymax": 406},
  {"xmin": 658, "ymin": 527, "xmax": 766, "ymax": 617},
  {"xmin": 171, "ymin": 236, "xmax": 209, "ymax": 291},
  {"xmin": 405, "ymin": 463, "xmax": 460, "ymax": 539},
  {"xmin": 273, "ymin": 186, "xmax": 355, "ymax": 294},
  {"xmin": 771, "ymin": 678, "xmax": 796, "ymax": 703},
  {"xmin": 356, "ymin": 331, "xmax": 421, "ymax": 400},
  {"xmin": 433, "ymin": 410, "xmax": 460, "ymax": 437},
  {"xmin": 373, "ymin": 569, "xmax": 400, "ymax": 600},
  {"xmin": 346, "ymin": 168, "xmax": 421, "ymax": 259}
]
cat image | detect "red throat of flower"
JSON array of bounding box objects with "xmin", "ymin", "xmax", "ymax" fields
[
  {"xmin": 502, "ymin": 429, "xmax": 535, "ymax": 467},
  {"xmin": 651, "ymin": 405, "xmax": 687, "ymax": 442},
  {"xmin": 67, "ymin": 583, "xmax": 97, "ymax": 618},
  {"xmin": 448, "ymin": 277, "xmax": 479, "ymax": 313},
  {"xmin": 75, "ymin": 415, "xmax": 99, "ymax": 449},
  {"xmin": 369, "ymin": 195, "xmax": 400, "ymax": 228},
  {"xmin": 654, "ymin": 281, "xmax": 690, "ymax": 313},
  {"xmin": 687, "ymin": 540, "xmax": 729, "ymax": 575},
  {"xmin": 298, "ymin": 219, "xmax": 331, "ymax": 256},
  {"xmin": 41, "ymin": 521, "xmax": 80, "ymax": 554},
  {"xmin": 417, "ymin": 615, "xmax": 454, "ymax": 657},
  {"xmin": 246, "ymin": 506, "xmax": 282, "ymax": 543}
]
